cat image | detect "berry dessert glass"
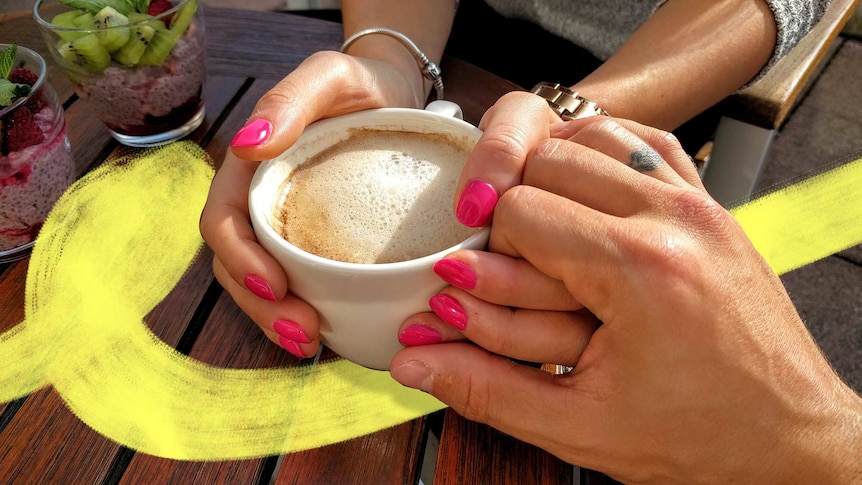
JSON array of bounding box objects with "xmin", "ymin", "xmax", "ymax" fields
[
  {"xmin": 0, "ymin": 44, "xmax": 75, "ymax": 263},
  {"xmin": 33, "ymin": 0, "xmax": 207, "ymax": 147}
]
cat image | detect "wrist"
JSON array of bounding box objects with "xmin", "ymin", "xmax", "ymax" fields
[
  {"xmin": 771, "ymin": 386, "xmax": 862, "ymax": 483},
  {"xmin": 341, "ymin": 31, "xmax": 436, "ymax": 109}
]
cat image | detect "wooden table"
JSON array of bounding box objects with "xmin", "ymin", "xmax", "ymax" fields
[{"xmin": 0, "ymin": 6, "xmax": 614, "ymax": 484}]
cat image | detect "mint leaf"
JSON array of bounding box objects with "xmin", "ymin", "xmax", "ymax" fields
[
  {"xmin": 0, "ymin": 79, "xmax": 32, "ymax": 107},
  {"xmin": 0, "ymin": 44, "xmax": 16, "ymax": 80},
  {"xmin": 59, "ymin": 0, "xmax": 135, "ymax": 15}
]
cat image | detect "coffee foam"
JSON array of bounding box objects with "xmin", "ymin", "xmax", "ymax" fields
[{"xmin": 275, "ymin": 129, "xmax": 480, "ymax": 264}]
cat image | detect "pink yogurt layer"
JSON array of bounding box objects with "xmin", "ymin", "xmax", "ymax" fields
[{"xmin": 0, "ymin": 106, "xmax": 74, "ymax": 252}]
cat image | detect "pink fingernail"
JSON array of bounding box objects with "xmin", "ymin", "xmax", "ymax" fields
[
  {"xmin": 399, "ymin": 325, "xmax": 442, "ymax": 346},
  {"xmin": 456, "ymin": 180, "xmax": 498, "ymax": 227},
  {"xmin": 279, "ymin": 336, "xmax": 307, "ymax": 359},
  {"xmin": 429, "ymin": 294, "xmax": 467, "ymax": 330},
  {"xmin": 244, "ymin": 274, "xmax": 276, "ymax": 301},
  {"xmin": 273, "ymin": 319, "xmax": 311, "ymax": 344},
  {"xmin": 433, "ymin": 258, "xmax": 477, "ymax": 289},
  {"xmin": 231, "ymin": 119, "xmax": 272, "ymax": 147}
]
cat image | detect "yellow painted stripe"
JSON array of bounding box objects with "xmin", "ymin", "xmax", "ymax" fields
[
  {"xmin": 0, "ymin": 142, "xmax": 442, "ymax": 460},
  {"xmin": 731, "ymin": 155, "xmax": 862, "ymax": 275}
]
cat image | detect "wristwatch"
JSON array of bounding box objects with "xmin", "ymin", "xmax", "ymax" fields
[{"xmin": 530, "ymin": 82, "xmax": 609, "ymax": 120}]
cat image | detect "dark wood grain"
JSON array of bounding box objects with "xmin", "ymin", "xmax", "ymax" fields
[
  {"xmin": 440, "ymin": 57, "xmax": 523, "ymax": 124},
  {"xmin": 721, "ymin": 0, "xmax": 860, "ymax": 129},
  {"xmin": 276, "ymin": 419, "xmax": 428, "ymax": 485},
  {"xmin": 0, "ymin": 262, "xmax": 28, "ymax": 418},
  {"xmin": 202, "ymin": 77, "xmax": 278, "ymax": 169},
  {"xmin": 204, "ymin": 7, "xmax": 343, "ymax": 81},
  {"xmin": 434, "ymin": 411, "xmax": 575, "ymax": 485},
  {"xmin": 0, "ymin": 262, "xmax": 27, "ymax": 334},
  {"xmin": 0, "ymin": 388, "xmax": 119, "ymax": 483},
  {"xmin": 276, "ymin": 408, "xmax": 427, "ymax": 485}
]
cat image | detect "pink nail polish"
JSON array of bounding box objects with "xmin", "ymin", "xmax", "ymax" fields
[
  {"xmin": 244, "ymin": 274, "xmax": 276, "ymax": 301},
  {"xmin": 231, "ymin": 119, "xmax": 272, "ymax": 147},
  {"xmin": 279, "ymin": 336, "xmax": 307, "ymax": 359},
  {"xmin": 456, "ymin": 180, "xmax": 498, "ymax": 227},
  {"xmin": 273, "ymin": 319, "xmax": 311, "ymax": 344},
  {"xmin": 434, "ymin": 258, "xmax": 477, "ymax": 289},
  {"xmin": 429, "ymin": 294, "xmax": 467, "ymax": 330},
  {"xmin": 399, "ymin": 325, "xmax": 442, "ymax": 346}
]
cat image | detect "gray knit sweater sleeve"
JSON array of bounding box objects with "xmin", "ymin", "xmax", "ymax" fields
[
  {"xmin": 483, "ymin": 0, "xmax": 832, "ymax": 81},
  {"xmin": 761, "ymin": 0, "xmax": 832, "ymax": 78}
]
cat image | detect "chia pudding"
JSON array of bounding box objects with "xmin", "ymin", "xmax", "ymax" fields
[
  {"xmin": 0, "ymin": 120, "xmax": 74, "ymax": 253},
  {"xmin": 35, "ymin": 0, "xmax": 206, "ymax": 144},
  {"xmin": 0, "ymin": 44, "xmax": 75, "ymax": 259},
  {"xmin": 74, "ymin": 28, "xmax": 206, "ymax": 136}
]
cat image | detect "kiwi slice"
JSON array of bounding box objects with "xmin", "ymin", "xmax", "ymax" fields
[
  {"xmin": 92, "ymin": 6, "xmax": 131, "ymax": 53},
  {"xmin": 127, "ymin": 12, "xmax": 166, "ymax": 31},
  {"xmin": 137, "ymin": 0, "xmax": 198, "ymax": 66},
  {"xmin": 50, "ymin": 9, "xmax": 88, "ymax": 42},
  {"xmin": 167, "ymin": 0, "xmax": 198, "ymax": 35},
  {"xmin": 113, "ymin": 24, "xmax": 155, "ymax": 67},
  {"xmin": 72, "ymin": 11, "xmax": 95, "ymax": 29},
  {"xmin": 57, "ymin": 33, "xmax": 111, "ymax": 75}
]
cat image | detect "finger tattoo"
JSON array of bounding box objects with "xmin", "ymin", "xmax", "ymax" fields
[{"xmin": 629, "ymin": 146, "xmax": 664, "ymax": 172}]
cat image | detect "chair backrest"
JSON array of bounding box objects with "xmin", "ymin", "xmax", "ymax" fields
[{"xmin": 721, "ymin": 0, "xmax": 861, "ymax": 130}]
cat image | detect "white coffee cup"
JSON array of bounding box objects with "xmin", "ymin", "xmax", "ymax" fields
[{"xmin": 249, "ymin": 101, "xmax": 490, "ymax": 370}]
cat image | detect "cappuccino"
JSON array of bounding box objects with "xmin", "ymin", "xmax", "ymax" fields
[{"xmin": 275, "ymin": 128, "xmax": 480, "ymax": 264}]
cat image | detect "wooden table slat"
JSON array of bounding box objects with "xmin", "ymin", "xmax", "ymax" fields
[
  {"xmin": 204, "ymin": 7, "xmax": 343, "ymax": 81},
  {"xmin": 434, "ymin": 410, "xmax": 575, "ymax": 485},
  {"xmin": 0, "ymin": 388, "xmax": 118, "ymax": 483}
]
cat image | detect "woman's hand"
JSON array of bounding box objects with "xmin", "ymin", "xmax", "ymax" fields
[
  {"xmin": 199, "ymin": 51, "xmax": 420, "ymax": 358},
  {"xmin": 393, "ymin": 112, "xmax": 862, "ymax": 482},
  {"xmin": 451, "ymin": 90, "xmax": 563, "ymax": 228}
]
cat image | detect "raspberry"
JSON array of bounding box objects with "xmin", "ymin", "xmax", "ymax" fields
[
  {"xmin": 8, "ymin": 68, "xmax": 39, "ymax": 87},
  {"xmin": 6, "ymin": 67, "xmax": 46, "ymax": 112},
  {"xmin": 148, "ymin": 0, "xmax": 174, "ymax": 17},
  {"xmin": 3, "ymin": 107, "xmax": 44, "ymax": 153}
]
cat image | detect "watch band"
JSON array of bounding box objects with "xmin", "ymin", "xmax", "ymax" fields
[{"xmin": 530, "ymin": 82, "xmax": 609, "ymax": 120}]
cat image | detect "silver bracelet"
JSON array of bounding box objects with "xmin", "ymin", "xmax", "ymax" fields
[{"xmin": 340, "ymin": 27, "xmax": 444, "ymax": 100}]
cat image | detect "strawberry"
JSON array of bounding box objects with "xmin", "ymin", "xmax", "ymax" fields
[
  {"xmin": 2, "ymin": 106, "xmax": 44, "ymax": 153},
  {"xmin": 148, "ymin": 0, "xmax": 174, "ymax": 17},
  {"xmin": 8, "ymin": 68, "xmax": 38, "ymax": 87}
]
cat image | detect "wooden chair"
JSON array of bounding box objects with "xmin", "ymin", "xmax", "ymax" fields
[{"xmin": 701, "ymin": 0, "xmax": 861, "ymax": 206}]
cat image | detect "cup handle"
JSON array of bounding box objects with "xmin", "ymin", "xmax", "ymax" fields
[{"xmin": 424, "ymin": 100, "xmax": 463, "ymax": 120}]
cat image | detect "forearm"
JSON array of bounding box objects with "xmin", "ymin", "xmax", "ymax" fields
[
  {"xmin": 341, "ymin": 0, "xmax": 456, "ymax": 107},
  {"xmin": 573, "ymin": 0, "xmax": 777, "ymax": 130}
]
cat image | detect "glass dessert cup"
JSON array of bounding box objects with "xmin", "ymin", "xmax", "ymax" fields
[
  {"xmin": 0, "ymin": 44, "xmax": 75, "ymax": 263},
  {"xmin": 33, "ymin": 0, "xmax": 207, "ymax": 147}
]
